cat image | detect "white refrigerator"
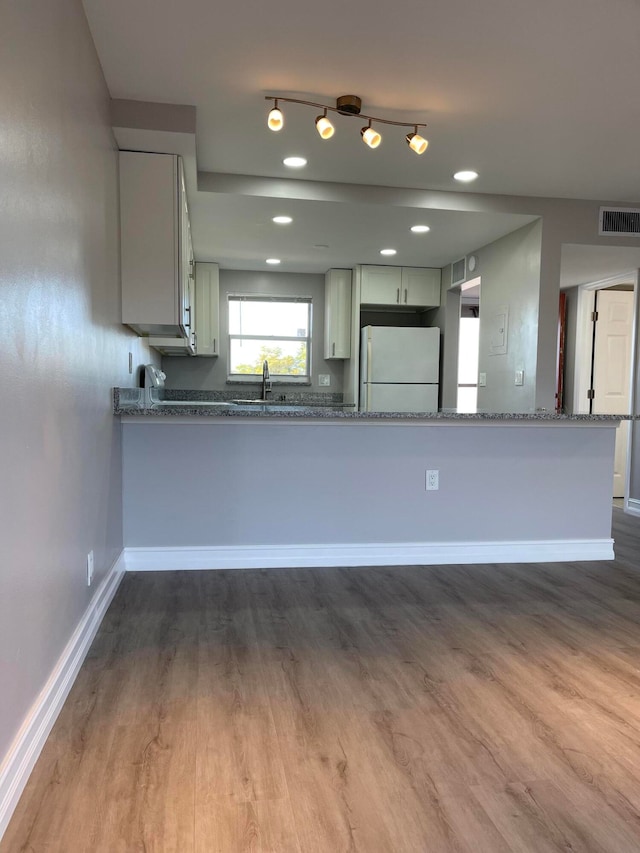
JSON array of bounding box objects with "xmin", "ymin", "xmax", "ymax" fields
[{"xmin": 360, "ymin": 325, "xmax": 440, "ymax": 412}]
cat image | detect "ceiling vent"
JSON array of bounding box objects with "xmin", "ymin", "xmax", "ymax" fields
[
  {"xmin": 599, "ymin": 207, "xmax": 640, "ymax": 236},
  {"xmin": 451, "ymin": 257, "xmax": 466, "ymax": 286}
]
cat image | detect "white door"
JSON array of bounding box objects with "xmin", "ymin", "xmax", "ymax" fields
[{"xmin": 592, "ymin": 289, "xmax": 634, "ymax": 497}]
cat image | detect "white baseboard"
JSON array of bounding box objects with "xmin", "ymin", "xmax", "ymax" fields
[
  {"xmin": 124, "ymin": 538, "xmax": 615, "ymax": 572},
  {"xmin": 0, "ymin": 552, "xmax": 126, "ymax": 841}
]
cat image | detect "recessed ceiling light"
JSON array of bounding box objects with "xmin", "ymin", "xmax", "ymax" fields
[
  {"xmin": 272, "ymin": 216, "xmax": 293, "ymax": 224},
  {"xmin": 410, "ymin": 224, "xmax": 430, "ymax": 233},
  {"xmin": 453, "ymin": 170, "xmax": 479, "ymax": 183},
  {"xmin": 266, "ymin": 258, "xmax": 281, "ymax": 265},
  {"xmin": 283, "ymin": 156, "xmax": 307, "ymax": 168},
  {"xmin": 380, "ymin": 248, "xmax": 397, "ymax": 256}
]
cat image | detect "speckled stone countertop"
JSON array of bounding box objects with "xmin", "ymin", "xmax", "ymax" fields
[{"xmin": 114, "ymin": 389, "xmax": 628, "ymax": 421}]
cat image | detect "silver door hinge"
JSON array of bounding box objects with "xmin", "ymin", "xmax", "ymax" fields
[
  {"xmin": 591, "ymin": 311, "xmax": 599, "ymax": 322},
  {"xmin": 587, "ymin": 389, "xmax": 595, "ymax": 400}
]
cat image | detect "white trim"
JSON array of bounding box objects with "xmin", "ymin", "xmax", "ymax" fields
[
  {"xmin": 625, "ymin": 498, "xmax": 640, "ymax": 517},
  {"xmin": 0, "ymin": 552, "xmax": 126, "ymax": 841},
  {"xmin": 572, "ymin": 270, "xmax": 638, "ymax": 416},
  {"xmin": 124, "ymin": 539, "xmax": 614, "ymax": 572}
]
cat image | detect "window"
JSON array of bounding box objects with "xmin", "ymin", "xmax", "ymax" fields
[{"xmin": 228, "ymin": 295, "xmax": 312, "ymax": 380}]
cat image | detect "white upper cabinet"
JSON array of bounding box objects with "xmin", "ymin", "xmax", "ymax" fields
[
  {"xmin": 360, "ymin": 265, "xmax": 441, "ymax": 308},
  {"xmin": 401, "ymin": 267, "xmax": 441, "ymax": 308},
  {"xmin": 120, "ymin": 151, "xmax": 194, "ymax": 349},
  {"xmin": 194, "ymin": 262, "xmax": 220, "ymax": 356},
  {"xmin": 324, "ymin": 269, "xmax": 352, "ymax": 359},
  {"xmin": 360, "ymin": 265, "xmax": 402, "ymax": 305}
]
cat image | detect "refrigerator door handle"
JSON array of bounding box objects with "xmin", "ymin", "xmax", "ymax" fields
[{"xmin": 396, "ymin": 287, "xmax": 400, "ymax": 304}]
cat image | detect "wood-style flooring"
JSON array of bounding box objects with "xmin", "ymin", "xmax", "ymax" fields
[{"xmin": 5, "ymin": 508, "xmax": 640, "ymax": 851}]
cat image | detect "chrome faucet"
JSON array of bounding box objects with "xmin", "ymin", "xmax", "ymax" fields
[{"xmin": 261, "ymin": 359, "xmax": 271, "ymax": 400}]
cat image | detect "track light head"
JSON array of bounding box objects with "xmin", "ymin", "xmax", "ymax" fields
[
  {"xmin": 267, "ymin": 100, "xmax": 284, "ymax": 131},
  {"xmin": 406, "ymin": 127, "xmax": 428, "ymax": 155},
  {"xmin": 315, "ymin": 110, "xmax": 335, "ymax": 139},
  {"xmin": 265, "ymin": 95, "xmax": 427, "ymax": 156},
  {"xmin": 361, "ymin": 122, "xmax": 381, "ymax": 149}
]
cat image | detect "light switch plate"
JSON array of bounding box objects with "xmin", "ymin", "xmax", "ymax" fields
[
  {"xmin": 479, "ymin": 372, "xmax": 487, "ymax": 387},
  {"xmin": 318, "ymin": 374, "xmax": 330, "ymax": 386},
  {"xmin": 515, "ymin": 369, "xmax": 524, "ymax": 386}
]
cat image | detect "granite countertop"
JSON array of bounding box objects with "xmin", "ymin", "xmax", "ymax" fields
[{"xmin": 113, "ymin": 389, "xmax": 628, "ymax": 422}]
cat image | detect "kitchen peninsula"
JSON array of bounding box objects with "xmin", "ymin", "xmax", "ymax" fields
[{"xmin": 116, "ymin": 389, "xmax": 622, "ymax": 570}]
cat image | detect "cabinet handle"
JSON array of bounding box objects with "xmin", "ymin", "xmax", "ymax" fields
[
  {"xmin": 404, "ymin": 288, "xmax": 408, "ymax": 304},
  {"xmin": 396, "ymin": 287, "xmax": 400, "ymax": 304},
  {"xmin": 213, "ymin": 337, "xmax": 216, "ymax": 352}
]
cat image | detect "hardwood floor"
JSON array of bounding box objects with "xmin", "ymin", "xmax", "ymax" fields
[{"xmin": 5, "ymin": 507, "xmax": 640, "ymax": 851}]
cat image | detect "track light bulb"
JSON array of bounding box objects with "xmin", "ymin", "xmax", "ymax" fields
[
  {"xmin": 267, "ymin": 101, "xmax": 284, "ymax": 131},
  {"xmin": 406, "ymin": 128, "xmax": 428, "ymax": 155},
  {"xmin": 361, "ymin": 123, "xmax": 381, "ymax": 149},
  {"xmin": 315, "ymin": 110, "xmax": 335, "ymax": 139}
]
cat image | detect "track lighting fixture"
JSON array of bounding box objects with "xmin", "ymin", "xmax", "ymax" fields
[
  {"xmin": 265, "ymin": 94, "xmax": 428, "ymax": 155},
  {"xmin": 361, "ymin": 121, "xmax": 382, "ymax": 149},
  {"xmin": 406, "ymin": 126, "xmax": 428, "ymax": 155},
  {"xmin": 267, "ymin": 99, "xmax": 284, "ymax": 131},
  {"xmin": 315, "ymin": 109, "xmax": 335, "ymax": 139}
]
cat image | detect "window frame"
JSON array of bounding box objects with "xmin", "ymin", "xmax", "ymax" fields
[{"xmin": 227, "ymin": 294, "xmax": 313, "ymax": 384}]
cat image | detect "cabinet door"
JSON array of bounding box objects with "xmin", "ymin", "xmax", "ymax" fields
[
  {"xmin": 360, "ymin": 265, "xmax": 402, "ymax": 305},
  {"xmin": 324, "ymin": 269, "xmax": 352, "ymax": 359},
  {"xmin": 194, "ymin": 262, "xmax": 220, "ymax": 356},
  {"xmin": 401, "ymin": 267, "xmax": 441, "ymax": 308},
  {"xmin": 120, "ymin": 151, "xmax": 181, "ymax": 334},
  {"xmin": 178, "ymin": 158, "xmax": 192, "ymax": 337}
]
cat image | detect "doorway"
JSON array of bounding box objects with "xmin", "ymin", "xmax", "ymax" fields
[
  {"xmin": 573, "ymin": 274, "xmax": 637, "ymax": 498},
  {"xmin": 457, "ymin": 277, "xmax": 481, "ymax": 413}
]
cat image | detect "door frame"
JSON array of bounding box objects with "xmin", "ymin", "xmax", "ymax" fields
[{"xmin": 573, "ymin": 270, "xmax": 638, "ymax": 508}]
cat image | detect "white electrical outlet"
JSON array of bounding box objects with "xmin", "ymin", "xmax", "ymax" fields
[
  {"xmin": 318, "ymin": 374, "xmax": 331, "ymax": 386},
  {"xmin": 86, "ymin": 550, "xmax": 94, "ymax": 587},
  {"xmin": 426, "ymin": 469, "xmax": 439, "ymax": 491}
]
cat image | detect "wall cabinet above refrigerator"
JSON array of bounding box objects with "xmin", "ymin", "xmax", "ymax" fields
[{"xmin": 359, "ymin": 265, "xmax": 441, "ymax": 308}]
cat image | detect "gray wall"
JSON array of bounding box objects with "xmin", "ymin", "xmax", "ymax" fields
[
  {"xmin": 476, "ymin": 221, "xmax": 542, "ymax": 412},
  {"xmin": 0, "ymin": 0, "xmax": 152, "ymax": 764},
  {"xmin": 163, "ymin": 270, "xmax": 345, "ymax": 393},
  {"xmin": 123, "ymin": 421, "xmax": 615, "ymax": 547},
  {"xmin": 439, "ymin": 223, "xmax": 542, "ymax": 413}
]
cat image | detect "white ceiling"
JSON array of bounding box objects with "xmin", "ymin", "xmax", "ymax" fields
[{"xmin": 82, "ymin": 0, "xmax": 640, "ymax": 274}]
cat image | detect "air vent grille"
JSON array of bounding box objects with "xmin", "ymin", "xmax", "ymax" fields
[
  {"xmin": 599, "ymin": 207, "xmax": 640, "ymax": 236},
  {"xmin": 451, "ymin": 257, "xmax": 466, "ymax": 286}
]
